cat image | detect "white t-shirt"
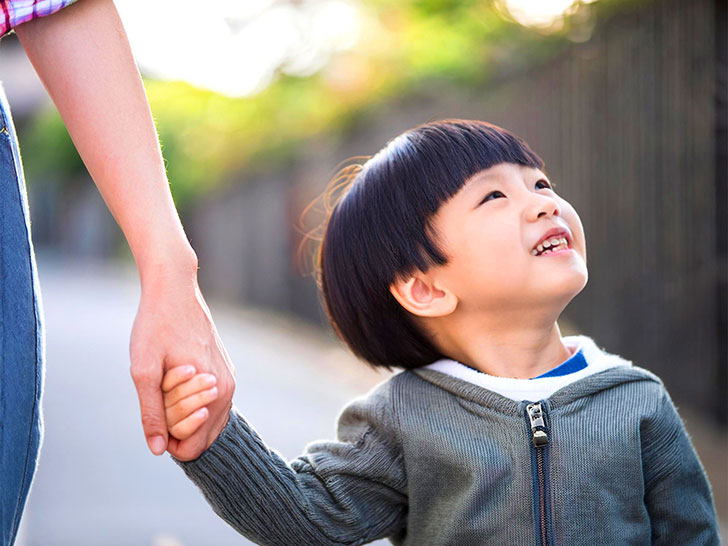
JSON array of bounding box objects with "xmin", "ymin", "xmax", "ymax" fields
[{"xmin": 422, "ymin": 334, "xmax": 632, "ymax": 402}]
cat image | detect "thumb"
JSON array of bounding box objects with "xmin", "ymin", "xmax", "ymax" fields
[{"xmin": 130, "ymin": 361, "xmax": 169, "ymax": 456}]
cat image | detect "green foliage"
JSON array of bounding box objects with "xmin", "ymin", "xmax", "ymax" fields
[
  {"xmin": 21, "ymin": 106, "xmax": 85, "ymax": 188},
  {"xmin": 21, "ymin": 0, "xmax": 633, "ymax": 211},
  {"xmin": 143, "ymin": 73, "xmax": 372, "ymax": 208}
]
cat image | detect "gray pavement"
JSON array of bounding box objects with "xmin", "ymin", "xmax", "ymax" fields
[{"xmin": 16, "ymin": 251, "xmax": 727, "ymax": 545}]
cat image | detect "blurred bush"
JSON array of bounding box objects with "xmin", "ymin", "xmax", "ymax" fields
[{"xmin": 21, "ymin": 0, "xmax": 640, "ymax": 211}]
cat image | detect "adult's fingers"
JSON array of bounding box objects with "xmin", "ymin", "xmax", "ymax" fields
[
  {"xmin": 130, "ymin": 356, "xmax": 168, "ymax": 456},
  {"xmin": 171, "ymin": 404, "xmax": 231, "ymax": 462}
]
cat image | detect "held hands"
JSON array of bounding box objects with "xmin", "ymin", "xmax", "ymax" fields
[
  {"xmin": 163, "ymin": 366, "xmax": 221, "ymax": 442},
  {"xmin": 130, "ymin": 263, "xmax": 235, "ymax": 462}
]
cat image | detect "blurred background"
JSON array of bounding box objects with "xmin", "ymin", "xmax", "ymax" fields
[{"xmin": 0, "ymin": 0, "xmax": 725, "ymax": 544}]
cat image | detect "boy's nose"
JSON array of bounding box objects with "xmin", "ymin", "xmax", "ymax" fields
[{"xmin": 532, "ymin": 195, "xmax": 561, "ymax": 219}]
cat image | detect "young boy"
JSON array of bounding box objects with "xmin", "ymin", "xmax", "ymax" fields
[{"xmin": 162, "ymin": 120, "xmax": 721, "ymax": 545}]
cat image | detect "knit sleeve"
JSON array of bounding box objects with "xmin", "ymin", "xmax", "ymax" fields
[
  {"xmin": 640, "ymin": 385, "xmax": 720, "ymax": 545},
  {"xmin": 173, "ymin": 379, "xmax": 408, "ymax": 546},
  {"xmin": 1, "ymin": 0, "xmax": 79, "ymax": 38}
]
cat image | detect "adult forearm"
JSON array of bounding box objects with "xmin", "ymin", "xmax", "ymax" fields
[
  {"xmin": 14, "ymin": 0, "xmax": 196, "ymax": 285},
  {"xmin": 14, "ymin": 0, "xmax": 236, "ymax": 460}
]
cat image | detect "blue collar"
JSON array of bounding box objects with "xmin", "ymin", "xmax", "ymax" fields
[{"xmin": 530, "ymin": 347, "xmax": 588, "ymax": 379}]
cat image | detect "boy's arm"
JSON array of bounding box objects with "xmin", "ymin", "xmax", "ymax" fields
[
  {"xmin": 174, "ymin": 380, "xmax": 408, "ymax": 546},
  {"xmin": 13, "ymin": 0, "xmax": 236, "ymax": 460},
  {"xmin": 640, "ymin": 386, "xmax": 720, "ymax": 545}
]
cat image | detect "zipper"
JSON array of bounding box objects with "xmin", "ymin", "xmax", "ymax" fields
[{"xmin": 526, "ymin": 402, "xmax": 552, "ymax": 546}]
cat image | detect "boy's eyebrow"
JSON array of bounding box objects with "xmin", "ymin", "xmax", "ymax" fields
[
  {"xmin": 466, "ymin": 174, "xmax": 500, "ymax": 210},
  {"xmin": 464, "ymin": 171, "xmax": 499, "ymax": 189},
  {"xmin": 466, "ymin": 169, "xmax": 549, "ymax": 191}
]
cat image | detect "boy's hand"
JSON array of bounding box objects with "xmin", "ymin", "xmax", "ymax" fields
[{"xmin": 163, "ymin": 366, "xmax": 220, "ymax": 441}]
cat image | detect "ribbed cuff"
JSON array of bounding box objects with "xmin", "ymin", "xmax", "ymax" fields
[{"xmin": 171, "ymin": 407, "xmax": 256, "ymax": 473}]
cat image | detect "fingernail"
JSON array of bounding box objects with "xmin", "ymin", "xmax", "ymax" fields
[
  {"xmin": 202, "ymin": 374, "xmax": 217, "ymax": 385},
  {"xmin": 209, "ymin": 386, "xmax": 218, "ymax": 397},
  {"xmin": 148, "ymin": 435, "xmax": 166, "ymax": 455},
  {"xmin": 184, "ymin": 365, "xmax": 196, "ymax": 375}
]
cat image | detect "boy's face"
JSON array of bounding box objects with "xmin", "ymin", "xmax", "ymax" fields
[{"xmin": 428, "ymin": 162, "xmax": 588, "ymax": 313}]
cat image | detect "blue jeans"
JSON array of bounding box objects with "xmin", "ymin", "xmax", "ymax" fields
[{"xmin": 0, "ymin": 83, "xmax": 45, "ymax": 546}]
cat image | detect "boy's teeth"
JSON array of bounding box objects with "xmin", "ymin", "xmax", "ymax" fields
[{"xmin": 533, "ymin": 237, "xmax": 568, "ymax": 256}]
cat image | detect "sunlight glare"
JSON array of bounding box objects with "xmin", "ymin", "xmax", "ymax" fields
[
  {"xmin": 114, "ymin": 0, "xmax": 361, "ymax": 97},
  {"xmin": 500, "ymin": 0, "xmax": 580, "ymax": 29}
]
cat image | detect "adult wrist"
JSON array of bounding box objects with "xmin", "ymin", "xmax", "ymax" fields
[{"xmin": 135, "ymin": 237, "xmax": 199, "ymax": 291}]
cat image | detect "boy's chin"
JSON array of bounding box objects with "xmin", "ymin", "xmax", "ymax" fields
[{"xmin": 525, "ymin": 280, "xmax": 587, "ymax": 308}]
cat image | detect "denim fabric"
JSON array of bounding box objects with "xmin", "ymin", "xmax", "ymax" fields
[{"xmin": 0, "ymin": 83, "xmax": 46, "ymax": 546}]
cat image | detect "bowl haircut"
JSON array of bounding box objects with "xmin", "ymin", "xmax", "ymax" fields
[{"xmin": 313, "ymin": 119, "xmax": 545, "ymax": 370}]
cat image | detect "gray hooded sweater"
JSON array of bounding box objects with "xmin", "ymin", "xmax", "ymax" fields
[{"xmin": 175, "ymin": 341, "xmax": 720, "ymax": 545}]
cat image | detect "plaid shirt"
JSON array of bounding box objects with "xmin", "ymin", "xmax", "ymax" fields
[{"xmin": 1, "ymin": 0, "xmax": 78, "ymax": 37}]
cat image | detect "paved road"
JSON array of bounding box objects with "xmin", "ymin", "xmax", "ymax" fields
[{"xmin": 18, "ymin": 251, "xmax": 393, "ymax": 546}]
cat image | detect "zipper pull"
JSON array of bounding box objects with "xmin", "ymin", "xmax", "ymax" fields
[{"xmin": 527, "ymin": 402, "xmax": 549, "ymax": 447}]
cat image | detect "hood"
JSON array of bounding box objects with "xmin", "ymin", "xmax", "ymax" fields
[{"xmin": 411, "ymin": 335, "xmax": 663, "ymax": 416}]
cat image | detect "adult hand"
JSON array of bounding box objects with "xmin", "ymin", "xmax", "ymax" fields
[{"xmin": 130, "ymin": 259, "xmax": 236, "ymax": 462}]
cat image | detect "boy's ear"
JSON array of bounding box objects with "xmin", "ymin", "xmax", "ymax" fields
[{"xmin": 388, "ymin": 273, "xmax": 457, "ymax": 318}]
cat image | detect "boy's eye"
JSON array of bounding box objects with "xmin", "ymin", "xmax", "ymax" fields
[
  {"xmin": 536, "ymin": 179, "xmax": 555, "ymax": 190},
  {"xmin": 478, "ymin": 180, "xmax": 555, "ymax": 206},
  {"xmin": 479, "ymin": 190, "xmax": 504, "ymax": 205}
]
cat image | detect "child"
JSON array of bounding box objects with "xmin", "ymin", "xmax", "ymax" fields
[{"xmin": 163, "ymin": 120, "xmax": 720, "ymax": 545}]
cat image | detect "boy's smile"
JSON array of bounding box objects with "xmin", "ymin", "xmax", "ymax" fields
[
  {"xmin": 425, "ymin": 162, "xmax": 588, "ymax": 315},
  {"xmin": 530, "ymin": 226, "xmax": 573, "ymax": 256},
  {"xmin": 388, "ymin": 161, "xmax": 589, "ymax": 378}
]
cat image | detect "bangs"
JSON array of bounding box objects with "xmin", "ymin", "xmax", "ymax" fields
[{"xmin": 315, "ymin": 119, "xmax": 545, "ymax": 369}]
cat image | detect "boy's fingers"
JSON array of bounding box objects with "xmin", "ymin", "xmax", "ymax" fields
[
  {"xmin": 165, "ymin": 386, "xmax": 219, "ymax": 428},
  {"xmin": 169, "ymin": 407, "xmax": 209, "ymax": 440},
  {"xmin": 161, "ymin": 365, "xmax": 197, "ymax": 393},
  {"xmin": 164, "ymin": 373, "xmax": 217, "ymax": 408}
]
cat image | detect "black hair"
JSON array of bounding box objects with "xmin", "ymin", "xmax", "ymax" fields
[{"xmin": 308, "ymin": 119, "xmax": 545, "ymax": 370}]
